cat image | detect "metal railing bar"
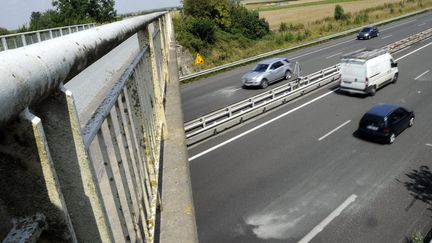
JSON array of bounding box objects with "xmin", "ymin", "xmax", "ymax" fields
[
  {"xmin": 96, "ymin": 129, "xmax": 132, "ymax": 241},
  {"xmin": 114, "ymin": 101, "xmax": 146, "ymax": 237},
  {"xmin": 107, "ymin": 112, "xmax": 141, "ymax": 241},
  {"xmin": 118, "ymin": 92, "xmax": 151, "ymax": 239},
  {"xmin": 82, "ymin": 46, "xmax": 148, "ymax": 148}
]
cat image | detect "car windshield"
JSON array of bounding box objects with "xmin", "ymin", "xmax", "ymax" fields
[
  {"xmin": 361, "ymin": 28, "xmax": 371, "ymax": 32},
  {"xmin": 361, "ymin": 114, "xmax": 385, "ymax": 126},
  {"xmin": 253, "ymin": 64, "xmax": 269, "ymax": 72}
]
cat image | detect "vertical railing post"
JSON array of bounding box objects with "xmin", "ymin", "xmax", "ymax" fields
[
  {"xmin": 36, "ymin": 32, "xmax": 42, "ymax": 42},
  {"xmin": 21, "ymin": 35, "xmax": 27, "ymax": 46},
  {"xmin": 1, "ymin": 37, "xmax": 7, "ymax": 50},
  {"xmin": 34, "ymin": 85, "xmax": 114, "ymax": 242}
]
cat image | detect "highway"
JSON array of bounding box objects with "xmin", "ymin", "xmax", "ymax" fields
[
  {"xmin": 186, "ymin": 13, "xmax": 432, "ymax": 243},
  {"xmin": 181, "ymin": 11, "xmax": 432, "ymax": 121}
]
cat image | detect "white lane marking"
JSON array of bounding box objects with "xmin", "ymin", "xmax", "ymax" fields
[
  {"xmin": 318, "ymin": 120, "xmax": 351, "ymax": 141},
  {"xmin": 418, "ymin": 23, "xmax": 426, "ymax": 26},
  {"xmin": 381, "ymin": 19, "xmax": 417, "ymax": 31},
  {"xmin": 325, "ymin": 52, "xmax": 343, "ymax": 59},
  {"xmin": 188, "ymin": 90, "xmax": 335, "ymax": 161},
  {"xmin": 395, "ymin": 41, "xmax": 432, "ymax": 61},
  {"xmin": 414, "ymin": 70, "xmax": 430, "ymax": 80},
  {"xmin": 298, "ymin": 194, "xmax": 357, "ymax": 243},
  {"xmin": 233, "ymin": 87, "xmax": 243, "ymax": 91},
  {"xmin": 426, "ymin": 143, "xmax": 432, "ymax": 147},
  {"xmin": 291, "ymin": 39, "xmax": 354, "ymax": 60},
  {"xmin": 381, "ymin": 34, "xmax": 392, "ymax": 40}
]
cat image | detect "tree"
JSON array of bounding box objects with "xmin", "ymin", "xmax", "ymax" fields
[
  {"xmin": 29, "ymin": 10, "xmax": 61, "ymax": 30},
  {"xmin": 334, "ymin": 5, "xmax": 346, "ymax": 20},
  {"xmin": 97, "ymin": 0, "xmax": 117, "ymax": 22},
  {"xmin": 230, "ymin": 5, "xmax": 269, "ymax": 39},
  {"xmin": 0, "ymin": 27, "xmax": 9, "ymax": 35},
  {"xmin": 52, "ymin": 0, "xmax": 116, "ymax": 24}
]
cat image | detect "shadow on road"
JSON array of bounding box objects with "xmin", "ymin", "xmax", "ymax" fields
[{"xmin": 398, "ymin": 165, "xmax": 432, "ymax": 212}]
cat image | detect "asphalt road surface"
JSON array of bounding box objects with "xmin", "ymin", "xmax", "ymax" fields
[{"xmin": 188, "ymin": 16, "xmax": 432, "ymax": 243}]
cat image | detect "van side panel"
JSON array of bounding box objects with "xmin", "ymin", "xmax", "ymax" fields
[{"xmin": 367, "ymin": 53, "xmax": 393, "ymax": 88}]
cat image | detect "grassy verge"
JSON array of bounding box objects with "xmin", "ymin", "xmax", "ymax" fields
[{"xmin": 187, "ymin": 0, "xmax": 432, "ymax": 71}]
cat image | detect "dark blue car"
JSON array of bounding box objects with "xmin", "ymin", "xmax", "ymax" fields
[
  {"xmin": 357, "ymin": 104, "xmax": 414, "ymax": 144},
  {"xmin": 357, "ymin": 26, "xmax": 379, "ymax": 40}
]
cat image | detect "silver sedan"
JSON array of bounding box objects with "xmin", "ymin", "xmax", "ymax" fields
[{"xmin": 241, "ymin": 58, "xmax": 292, "ymax": 89}]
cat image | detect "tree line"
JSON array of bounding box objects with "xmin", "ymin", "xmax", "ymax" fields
[{"xmin": 1, "ymin": 0, "xmax": 116, "ymax": 34}]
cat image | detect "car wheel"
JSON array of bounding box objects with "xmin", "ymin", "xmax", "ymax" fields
[
  {"xmin": 285, "ymin": 70, "xmax": 292, "ymax": 80},
  {"xmin": 409, "ymin": 117, "xmax": 414, "ymax": 127},
  {"xmin": 260, "ymin": 79, "xmax": 269, "ymax": 89},
  {"xmin": 389, "ymin": 133, "xmax": 396, "ymax": 144},
  {"xmin": 369, "ymin": 86, "xmax": 376, "ymax": 96},
  {"xmin": 367, "ymin": 35, "xmax": 370, "ymax": 39},
  {"xmin": 392, "ymin": 73, "xmax": 398, "ymax": 83}
]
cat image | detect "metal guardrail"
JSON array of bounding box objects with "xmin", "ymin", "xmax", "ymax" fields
[
  {"xmin": 179, "ymin": 8, "xmax": 432, "ymax": 82},
  {"xmin": 184, "ymin": 27, "xmax": 432, "ymax": 146},
  {"xmin": 0, "ymin": 23, "xmax": 96, "ymax": 51}
]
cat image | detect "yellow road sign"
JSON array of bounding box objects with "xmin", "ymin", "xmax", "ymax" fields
[{"xmin": 195, "ymin": 53, "xmax": 204, "ymax": 65}]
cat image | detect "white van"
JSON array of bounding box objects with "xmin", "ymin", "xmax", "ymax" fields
[{"xmin": 339, "ymin": 49, "xmax": 398, "ymax": 96}]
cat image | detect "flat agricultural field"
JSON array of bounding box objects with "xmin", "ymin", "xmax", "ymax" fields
[
  {"xmin": 251, "ymin": 0, "xmax": 403, "ymax": 29},
  {"xmin": 243, "ymin": 0, "xmax": 323, "ymax": 9}
]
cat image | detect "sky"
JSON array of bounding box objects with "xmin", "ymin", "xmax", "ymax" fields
[{"xmin": 0, "ymin": 0, "xmax": 182, "ymax": 30}]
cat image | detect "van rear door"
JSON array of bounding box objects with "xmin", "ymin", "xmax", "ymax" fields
[{"xmin": 340, "ymin": 61, "xmax": 367, "ymax": 91}]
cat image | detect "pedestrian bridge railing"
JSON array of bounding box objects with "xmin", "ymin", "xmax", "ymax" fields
[
  {"xmin": 0, "ymin": 23, "xmax": 96, "ymax": 52},
  {"xmin": 0, "ymin": 12, "xmax": 196, "ymax": 243}
]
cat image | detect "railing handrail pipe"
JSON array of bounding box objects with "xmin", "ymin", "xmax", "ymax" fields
[
  {"xmin": 0, "ymin": 23, "xmax": 96, "ymax": 39},
  {"xmin": 0, "ymin": 12, "xmax": 166, "ymax": 126}
]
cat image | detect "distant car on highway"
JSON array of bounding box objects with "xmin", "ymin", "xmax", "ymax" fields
[
  {"xmin": 357, "ymin": 26, "xmax": 379, "ymax": 39},
  {"xmin": 357, "ymin": 103, "xmax": 414, "ymax": 144},
  {"xmin": 241, "ymin": 58, "xmax": 292, "ymax": 89}
]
